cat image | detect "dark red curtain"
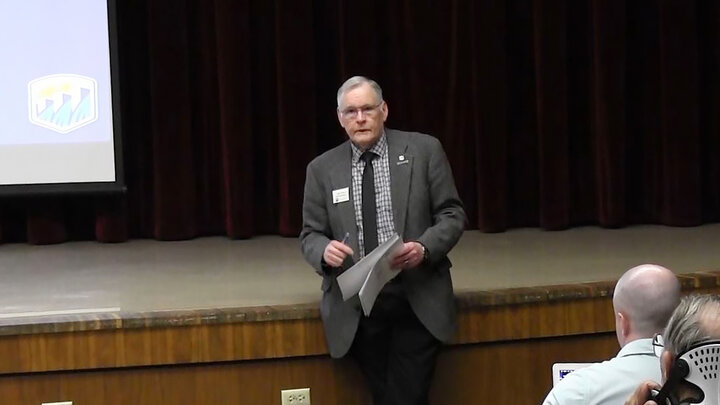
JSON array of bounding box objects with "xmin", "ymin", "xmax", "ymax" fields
[{"xmin": 1, "ymin": 0, "xmax": 718, "ymax": 244}]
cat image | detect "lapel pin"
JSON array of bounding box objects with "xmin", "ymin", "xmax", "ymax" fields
[{"xmin": 399, "ymin": 155, "xmax": 405, "ymax": 161}]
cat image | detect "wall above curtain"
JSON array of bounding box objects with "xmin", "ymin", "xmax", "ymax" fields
[{"xmin": 0, "ymin": 0, "xmax": 718, "ymax": 244}]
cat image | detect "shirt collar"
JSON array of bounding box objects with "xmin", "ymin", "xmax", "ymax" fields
[
  {"xmin": 351, "ymin": 131, "xmax": 387, "ymax": 163},
  {"xmin": 617, "ymin": 337, "xmax": 656, "ymax": 357}
]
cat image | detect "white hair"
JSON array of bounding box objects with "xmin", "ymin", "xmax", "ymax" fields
[
  {"xmin": 336, "ymin": 76, "xmax": 383, "ymax": 108},
  {"xmin": 664, "ymin": 294, "xmax": 720, "ymax": 355}
]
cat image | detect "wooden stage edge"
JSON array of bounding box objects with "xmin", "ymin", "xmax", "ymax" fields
[{"xmin": 0, "ymin": 272, "xmax": 719, "ymax": 405}]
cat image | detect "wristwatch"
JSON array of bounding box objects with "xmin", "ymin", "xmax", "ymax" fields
[{"xmin": 418, "ymin": 242, "xmax": 429, "ymax": 261}]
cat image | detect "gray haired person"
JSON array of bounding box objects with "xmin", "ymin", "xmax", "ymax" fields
[
  {"xmin": 301, "ymin": 76, "xmax": 465, "ymax": 405},
  {"xmin": 625, "ymin": 294, "xmax": 720, "ymax": 405}
]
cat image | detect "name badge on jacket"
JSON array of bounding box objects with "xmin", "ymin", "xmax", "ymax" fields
[{"xmin": 332, "ymin": 187, "xmax": 350, "ymax": 204}]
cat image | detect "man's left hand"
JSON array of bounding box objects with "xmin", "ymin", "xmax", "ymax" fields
[{"xmin": 391, "ymin": 242, "xmax": 425, "ymax": 270}]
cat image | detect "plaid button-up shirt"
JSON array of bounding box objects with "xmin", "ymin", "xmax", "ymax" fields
[{"xmin": 350, "ymin": 132, "xmax": 395, "ymax": 257}]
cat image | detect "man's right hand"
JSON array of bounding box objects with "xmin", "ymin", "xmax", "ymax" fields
[
  {"xmin": 624, "ymin": 381, "xmax": 661, "ymax": 405},
  {"xmin": 323, "ymin": 240, "xmax": 354, "ymax": 267}
]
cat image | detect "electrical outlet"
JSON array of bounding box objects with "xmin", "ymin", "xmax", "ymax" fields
[{"xmin": 281, "ymin": 388, "xmax": 311, "ymax": 405}]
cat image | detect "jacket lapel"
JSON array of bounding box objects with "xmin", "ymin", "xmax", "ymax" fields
[
  {"xmin": 387, "ymin": 130, "xmax": 411, "ymax": 238},
  {"xmin": 329, "ymin": 142, "xmax": 360, "ymax": 262}
]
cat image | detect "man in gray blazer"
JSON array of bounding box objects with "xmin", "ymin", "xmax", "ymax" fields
[{"xmin": 300, "ymin": 76, "xmax": 465, "ymax": 405}]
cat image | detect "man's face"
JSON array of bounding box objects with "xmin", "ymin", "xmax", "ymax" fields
[{"xmin": 337, "ymin": 83, "xmax": 388, "ymax": 150}]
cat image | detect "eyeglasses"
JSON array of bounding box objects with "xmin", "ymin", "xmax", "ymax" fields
[
  {"xmin": 652, "ymin": 333, "xmax": 665, "ymax": 357},
  {"xmin": 339, "ymin": 102, "xmax": 383, "ymax": 120}
]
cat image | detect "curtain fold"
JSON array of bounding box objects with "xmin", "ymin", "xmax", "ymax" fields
[
  {"xmin": 214, "ymin": 0, "xmax": 254, "ymax": 238},
  {"xmin": 470, "ymin": 0, "xmax": 508, "ymax": 233},
  {"xmin": 590, "ymin": 0, "xmax": 626, "ymax": 227},
  {"xmin": 657, "ymin": 0, "xmax": 701, "ymax": 226},
  {"xmin": 0, "ymin": 0, "xmax": 718, "ymax": 245},
  {"xmin": 274, "ymin": 1, "xmax": 318, "ymax": 236},
  {"xmin": 698, "ymin": 1, "xmax": 720, "ymax": 223},
  {"xmin": 533, "ymin": 0, "xmax": 570, "ymax": 230}
]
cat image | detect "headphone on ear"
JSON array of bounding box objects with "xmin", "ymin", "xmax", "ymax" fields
[
  {"xmin": 650, "ymin": 358, "xmax": 691, "ymax": 405},
  {"xmin": 651, "ymin": 340, "xmax": 720, "ymax": 405}
]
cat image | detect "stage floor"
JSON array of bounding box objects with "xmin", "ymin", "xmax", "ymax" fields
[{"xmin": 1, "ymin": 224, "xmax": 720, "ymax": 318}]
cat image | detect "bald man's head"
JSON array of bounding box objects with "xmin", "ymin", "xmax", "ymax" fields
[{"xmin": 612, "ymin": 264, "xmax": 681, "ymax": 347}]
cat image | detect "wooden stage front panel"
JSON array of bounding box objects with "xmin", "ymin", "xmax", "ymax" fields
[{"xmin": 0, "ymin": 271, "xmax": 718, "ymax": 405}]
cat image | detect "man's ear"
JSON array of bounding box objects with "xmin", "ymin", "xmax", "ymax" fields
[
  {"xmin": 661, "ymin": 350, "xmax": 675, "ymax": 383},
  {"xmin": 617, "ymin": 311, "xmax": 630, "ymax": 339}
]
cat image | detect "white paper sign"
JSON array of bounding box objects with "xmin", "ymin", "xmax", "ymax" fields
[{"xmin": 337, "ymin": 233, "xmax": 404, "ymax": 315}]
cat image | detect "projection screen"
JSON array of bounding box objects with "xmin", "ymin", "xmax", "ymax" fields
[{"xmin": 0, "ymin": 0, "xmax": 124, "ymax": 195}]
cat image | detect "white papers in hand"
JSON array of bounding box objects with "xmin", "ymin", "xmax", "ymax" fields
[{"xmin": 336, "ymin": 233, "xmax": 403, "ymax": 316}]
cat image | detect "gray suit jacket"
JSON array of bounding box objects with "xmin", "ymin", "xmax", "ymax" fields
[{"xmin": 300, "ymin": 128, "xmax": 466, "ymax": 358}]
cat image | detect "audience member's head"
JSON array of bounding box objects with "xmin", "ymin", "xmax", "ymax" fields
[
  {"xmin": 612, "ymin": 264, "xmax": 681, "ymax": 347},
  {"xmin": 627, "ymin": 294, "xmax": 720, "ymax": 405},
  {"xmin": 662, "ymin": 294, "xmax": 720, "ymax": 358},
  {"xmin": 662, "ymin": 294, "xmax": 720, "ymax": 404}
]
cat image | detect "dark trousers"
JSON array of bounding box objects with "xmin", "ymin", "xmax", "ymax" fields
[{"xmin": 349, "ymin": 284, "xmax": 441, "ymax": 405}]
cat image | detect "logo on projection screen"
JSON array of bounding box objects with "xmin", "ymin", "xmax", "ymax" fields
[{"xmin": 28, "ymin": 74, "xmax": 98, "ymax": 134}]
